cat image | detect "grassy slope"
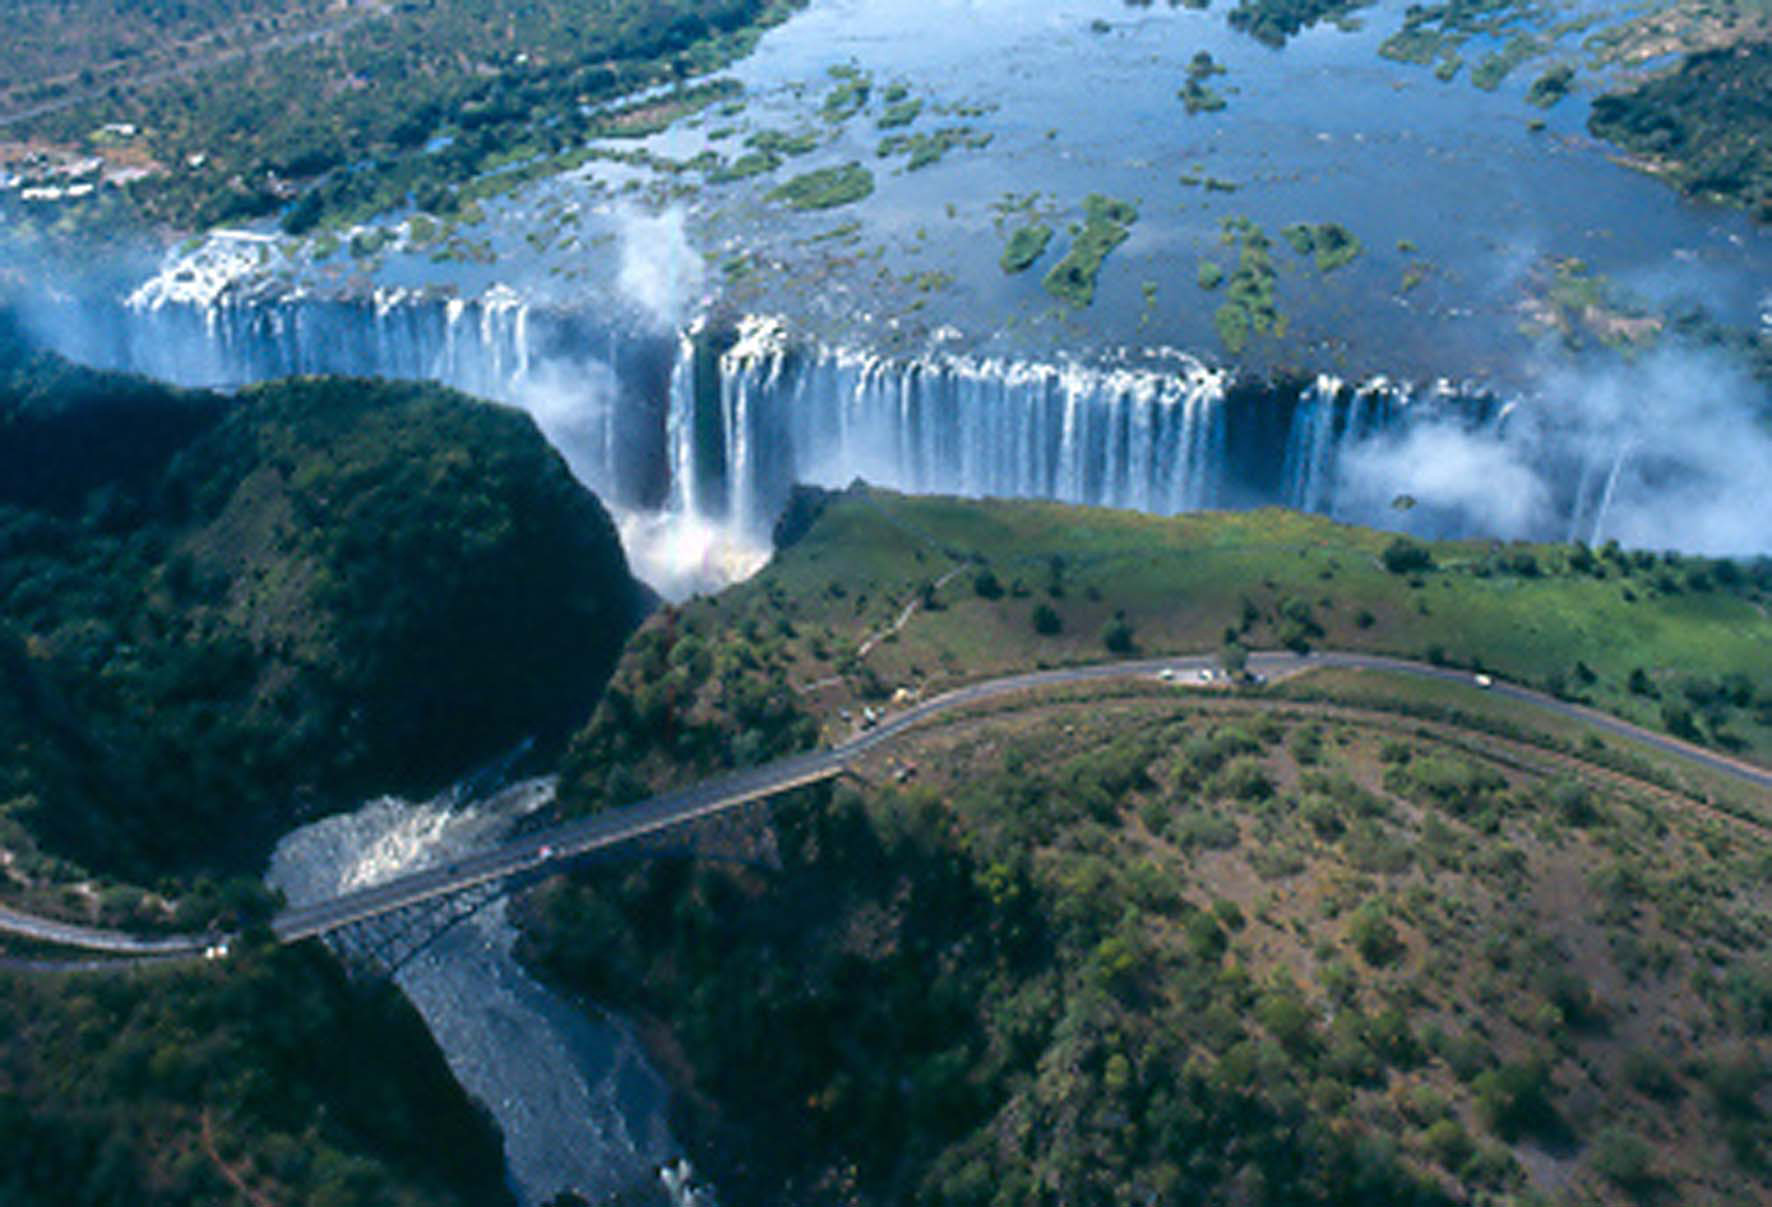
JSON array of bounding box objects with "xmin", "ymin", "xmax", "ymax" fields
[
  {"xmin": 560, "ymin": 485, "xmax": 1772, "ymax": 819},
  {"xmin": 527, "ymin": 684, "xmax": 1772, "ymax": 1204}
]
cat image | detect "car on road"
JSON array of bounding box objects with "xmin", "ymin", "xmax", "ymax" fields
[
  {"xmin": 1474, "ymin": 674, "xmax": 1493, "ymax": 688},
  {"xmin": 537, "ymin": 845, "xmax": 555, "ymax": 861}
]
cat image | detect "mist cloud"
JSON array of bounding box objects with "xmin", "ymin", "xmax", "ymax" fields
[
  {"xmin": 616, "ymin": 207, "xmax": 704, "ymax": 330},
  {"xmin": 1333, "ymin": 348, "xmax": 1772, "ymax": 555}
]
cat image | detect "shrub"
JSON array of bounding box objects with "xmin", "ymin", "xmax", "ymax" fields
[
  {"xmin": 1348, "ymin": 903, "xmax": 1404, "ymax": 966},
  {"xmin": 1031, "ymin": 603, "xmax": 1062, "ymax": 635},
  {"xmin": 1100, "ymin": 617, "xmax": 1135, "ymax": 654},
  {"xmin": 1473, "ymin": 1059, "xmax": 1561, "ymax": 1141},
  {"xmin": 1592, "ymin": 1127, "xmax": 1657, "ymax": 1193},
  {"xmin": 1382, "ymin": 538, "xmax": 1433, "ymax": 574}
]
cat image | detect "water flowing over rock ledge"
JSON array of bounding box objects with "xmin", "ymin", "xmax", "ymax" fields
[{"xmin": 29, "ymin": 282, "xmax": 1765, "ymax": 596}]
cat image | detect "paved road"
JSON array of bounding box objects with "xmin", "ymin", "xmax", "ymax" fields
[
  {"xmin": 6, "ymin": 650, "xmax": 1770, "ymax": 957},
  {"xmin": 274, "ymin": 650, "xmax": 1772, "ymax": 942},
  {"xmin": 0, "ymin": 902, "xmax": 216, "ymax": 957}
]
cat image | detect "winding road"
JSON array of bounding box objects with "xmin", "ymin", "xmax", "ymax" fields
[{"xmin": 5, "ymin": 650, "xmax": 1770, "ymax": 963}]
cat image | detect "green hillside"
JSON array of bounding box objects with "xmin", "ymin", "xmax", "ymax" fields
[
  {"xmin": 0, "ymin": 328, "xmax": 647, "ymax": 891},
  {"xmin": 527, "ymin": 483, "xmax": 1772, "ymax": 1204},
  {"xmin": 528, "ymin": 685, "xmax": 1772, "ymax": 1204},
  {"xmin": 0, "ymin": 945, "xmax": 511, "ymax": 1207},
  {"xmin": 559, "ymin": 484, "xmax": 1772, "ymax": 816}
]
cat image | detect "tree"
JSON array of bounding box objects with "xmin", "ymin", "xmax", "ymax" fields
[
  {"xmin": 1031, "ymin": 603, "xmax": 1062, "ymax": 635},
  {"xmin": 1381, "ymin": 537, "xmax": 1433, "ymax": 574},
  {"xmin": 1101, "ymin": 616, "xmax": 1134, "ymax": 654},
  {"xmin": 1219, "ymin": 640, "xmax": 1248, "ymax": 678}
]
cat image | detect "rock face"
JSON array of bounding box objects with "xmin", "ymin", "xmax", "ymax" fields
[{"xmin": 0, "ymin": 318, "xmax": 648, "ymax": 875}]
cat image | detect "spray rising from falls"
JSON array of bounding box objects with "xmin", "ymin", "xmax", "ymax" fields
[{"xmin": 35, "ymin": 255, "xmax": 1772, "ymax": 593}]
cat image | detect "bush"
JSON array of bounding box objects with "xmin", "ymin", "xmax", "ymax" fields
[
  {"xmin": 1031, "ymin": 603, "xmax": 1062, "ymax": 635},
  {"xmin": 1592, "ymin": 1127, "xmax": 1657, "ymax": 1193},
  {"xmin": 1101, "ymin": 617, "xmax": 1135, "ymax": 654},
  {"xmin": 1382, "ymin": 538, "xmax": 1433, "ymax": 574},
  {"xmin": 1421, "ymin": 1118, "xmax": 1474, "ymax": 1170},
  {"xmin": 1348, "ymin": 903, "xmax": 1404, "ymax": 966},
  {"xmin": 1216, "ymin": 757, "xmax": 1274, "ymax": 802},
  {"xmin": 1473, "ymin": 1059, "xmax": 1561, "ymax": 1141}
]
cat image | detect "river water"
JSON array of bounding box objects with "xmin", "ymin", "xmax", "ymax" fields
[{"xmin": 265, "ymin": 779, "xmax": 704, "ymax": 1207}]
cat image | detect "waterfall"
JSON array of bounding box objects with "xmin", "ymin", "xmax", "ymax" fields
[
  {"xmin": 674, "ymin": 332, "xmax": 1239, "ymax": 538},
  {"xmin": 36, "ymin": 274, "xmax": 1744, "ymax": 587}
]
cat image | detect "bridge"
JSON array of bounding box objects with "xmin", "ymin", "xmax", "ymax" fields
[{"xmin": 6, "ymin": 650, "xmax": 1771, "ymax": 970}]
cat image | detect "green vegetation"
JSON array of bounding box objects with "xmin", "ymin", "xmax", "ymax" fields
[
  {"xmin": 767, "ymin": 162, "xmax": 876, "ymax": 210},
  {"xmin": 1180, "ymin": 50, "xmax": 1230, "ymax": 113},
  {"xmin": 1282, "ymin": 221, "xmax": 1364, "ymax": 272},
  {"xmin": 707, "ymin": 149, "xmax": 783, "ymax": 183},
  {"xmin": 821, "ymin": 65, "xmax": 872, "ymax": 122},
  {"xmin": 528, "ymin": 675, "xmax": 1772, "ymax": 1202},
  {"xmin": 13, "ymin": 0, "xmax": 802, "ymax": 232},
  {"xmin": 999, "ymin": 223, "xmax": 1054, "ymax": 274},
  {"xmin": 1378, "ymin": 0, "xmax": 1550, "ymax": 86},
  {"xmin": 522, "ymin": 484, "xmax": 1772, "ymax": 1203},
  {"xmin": 1041, "ymin": 194, "xmax": 1139, "ymax": 308},
  {"xmin": 746, "ymin": 127, "xmax": 823, "ymax": 157},
  {"xmin": 1525, "ymin": 62, "xmax": 1575, "ymax": 107},
  {"xmin": 0, "ymin": 944, "xmax": 509, "ymax": 1206},
  {"xmin": 0, "ymin": 319, "xmax": 642, "ymax": 880},
  {"xmin": 1214, "ymin": 217, "xmax": 1284, "ymax": 354},
  {"xmin": 1588, "ymin": 41, "xmax": 1772, "ymax": 223},
  {"xmin": 877, "ymin": 126, "xmax": 993, "ymax": 170},
  {"xmin": 876, "ymin": 97, "xmax": 924, "ymax": 129},
  {"xmin": 1520, "ymin": 256, "xmax": 1662, "ymax": 351},
  {"xmin": 1471, "ymin": 32, "xmax": 1544, "ymax": 89},
  {"xmin": 1228, "ymin": 0, "xmax": 1374, "ymax": 46},
  {"xmin": 1197, "ymin": 259, "xmax": 1225, "ymax": 289},
  {"xmin": 580, "ymin": 485, "xmax": 1772, "ymax": 773}
]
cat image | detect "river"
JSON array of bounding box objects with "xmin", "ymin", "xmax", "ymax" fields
[{"xmin": 265, "ymin": 778, "xmax": 708, "ymax": 1207}]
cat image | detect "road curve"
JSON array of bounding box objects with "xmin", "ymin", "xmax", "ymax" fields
[
  {"xmin": 0, "ymin": 902, "xmax": 216, "ymax": 957},
  {"xmin": 6, "ymin": 649, "xmax": 1769, "ymax": 957}
]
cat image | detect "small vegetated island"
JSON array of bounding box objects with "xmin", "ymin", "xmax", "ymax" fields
[
  {"xmin": 1179, "ymin": 51, "xmax": 1229, "ymax": 114},
  {"xmin": 1042, "ymin": 194, "xmax": 1140, "ymax": 307},
  {"xmin": 525, "ymin": 484, "xmax": 1772, "ymax": 1206},
  {"xmin": 1227, "ymin": 0, "xmax": 1373, "ymax": 46},
  {"xmin": 1210, "ymin": 216, "xmax": 1284, "ymax": 353},
  {"xmin": 1283, "ymin": 220, "xmax": 1364, "ymax": 272},
  {"xmin": 767, "ymin": 162, "xmax": 876, "ymax": 210},
  {"xmin": 1000, "ymin": 223, "xmax": 1055, "ymax": 273}
]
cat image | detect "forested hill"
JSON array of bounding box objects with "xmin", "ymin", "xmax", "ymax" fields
[{"xmin": 0, "ymin": 323, "xmax": 648, "ymax": 883}]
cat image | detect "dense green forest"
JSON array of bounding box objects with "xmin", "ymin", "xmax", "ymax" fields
[
  {"xmin": 13, "ymin": 0, "xmax": 801, "ymax": 231},
  {"xmin": 0, "ymin": 315, "xmax": 644, "ymax": 891},
  {"xmin": 1589, "ymin": 41, "xmax": 1772, "ymax": 223},
  {"xmin": 0, "ymin": 944, "xmax": 511, "ymax": 1207}
]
